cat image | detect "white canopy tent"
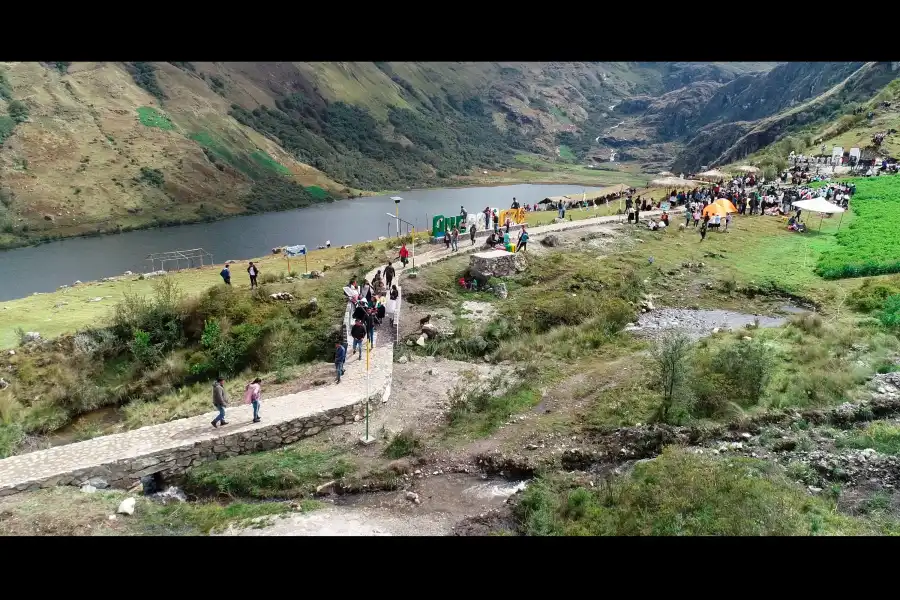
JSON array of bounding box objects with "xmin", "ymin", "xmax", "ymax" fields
[{"xmin": 791, "ymin": 197, "xmax": 846, "ymax": 231}]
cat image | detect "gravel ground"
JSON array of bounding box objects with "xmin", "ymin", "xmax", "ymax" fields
[{"xmin": 630, "ymin": 308, "xmax": 789, "ymax": 341}]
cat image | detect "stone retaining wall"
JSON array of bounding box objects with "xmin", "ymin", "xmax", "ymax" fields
[{"xmin": 0, "ymin": 390, "xmax": 387, "ymax": 496}]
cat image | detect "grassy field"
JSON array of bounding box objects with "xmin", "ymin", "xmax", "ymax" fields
[
  {"xmin": 136, "ymin": 106, "xmax": 175, "ymax": 131},
  {"xmin": 455, "ymin": 154, "xmax": 651, "ymax": 189},
  {"xmin": 0, "ymin": 247, "xmax": 351, "ymax": 349},
  {"xmin": 0, "ymin": 486, "xmax": 316, "ymax": 535},
  {"xmin": 817, "ymin": 176, "xmax": 900, "ymax": 279},
  {"xmin": 514, "ymin": 447, "xmax": 884, "ymax": 536}
]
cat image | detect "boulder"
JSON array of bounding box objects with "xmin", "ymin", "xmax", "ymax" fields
[
  {"xmin": 541, "ymin": 234, "xmax": 561, "ymax": 247},
  {"xmin": 117, "ymin": 498, "xmax": 136, "ymax": 516},
  {"xmin": 397, "ymin": 355, "xmax": 409, "ymax": 364},
  {"xmin": 416, "ymin": 334, "xmax": 427, "ymax": 347},
  {"xmin": 23, "ymin": 332, "xmax": 41, "ymax": 343},
  {"xmin": 494, "ymin": 282, "xmax": 508, "ymax": 300},
  {"xmin": 87, "ymin": 477, "xmax": 109, "ymax": 489},
  {"xmin": 270, "ymin": 292, "xmax": 294, "ymax": 301},
  {"xmin": 0, "ymin": 378, "xmax": 7, "ymax": 390},
  {"xmin": 469, "ymin": 250, "xmax": 526, "ymax": 280}
]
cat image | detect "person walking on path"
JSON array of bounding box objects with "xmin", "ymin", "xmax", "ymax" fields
[
  {"xmin": 451, "ymin": 226, "xmax": 460, "ymax": 252},
  {"xmin": 244, "ymin": 377, "xmax": 262, "ymax": 423},
  {"xmin": 351, "ymin": 319, "xmax": 366, "ymax": 360},
  {"xmin": 384, "ymin": 262, "xmax": 396, "ymax": 288},
  {"xmin": 334, "ymin": 342, "xmax": 346, "ymax": 383},
  {"xmin": 399, "ymin": 243, "xmax": 410, "ymax": 268},
  {"xmin": 211, "ymin": 376, "xmax": 228, "ymax": 428},
  {"xmin": 516, "ymin": 228, "xmax": 529, "ymax": 253},
  {"xmin": 247, "ymin": 262, "xmax": 260, "ymax": 289},
  {"xmin": 469, "ymin": 222, "xmax": 477, "ymax": 245},
  {"xmin": 220, "ymin": 264, "xmax": 231, "ymax": 286},
  {"xmin": 365, "ymin": 307, "xmax": 376, "ymax": 348}
]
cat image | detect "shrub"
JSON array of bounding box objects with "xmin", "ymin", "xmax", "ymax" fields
[
  {"xmin": 512, "ymin": 447, "xmax": 868, "ymax": 536},
  {"xmin": 848, "ymin": 279, "xmax": 900, "ymax": 313},
  {"xmin": 129, "ymin": 329, "xmax": 159, "ymax": 366},
  {"xmin": 8, "ymin": 100, "xmax": 29, "ymax": 123},
  {"xmin": 383, "ymin": 429, "xmax": 422, "ymax": 458},
  {"xmin": 878, "ymin": 295, "xmax": 900, "ymax": 330},
  {"xmin": 654, "ymin": 332, "xmax": 692, "ymax": 424}
]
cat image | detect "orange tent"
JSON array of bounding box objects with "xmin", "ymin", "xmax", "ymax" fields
[
  {"xmin": 713, "ymin": 198, "xmax": 738, "ymax": 213},
  {"xmin": 702, "ymin": 199, "xmax": 738, "ymax": 218}
]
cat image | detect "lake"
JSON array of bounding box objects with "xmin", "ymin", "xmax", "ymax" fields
[{"xmin": 0, "ymin": 184, "xmax": 602, "ymax": 301}]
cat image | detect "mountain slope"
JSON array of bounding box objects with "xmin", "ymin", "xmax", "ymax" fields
[
  {"xmin": 4, "ymin": 60, "xmax": 842, "ymax": 249},
  {"xmin": 671, "ymin": 62, "xmax": 900, "ymax": 172},
  {"xmin": 0, "ymin": 62, "xmax": 345, "ymax": 248}
]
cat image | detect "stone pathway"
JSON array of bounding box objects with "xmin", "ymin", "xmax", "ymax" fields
[{"xmin": 0, "ymin": 207, "xmax": 678, "ymax": 496}]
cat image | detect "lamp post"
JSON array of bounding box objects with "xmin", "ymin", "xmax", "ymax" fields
[
  {"xmin": 387, "ymin": 213, "xmax": 417, "ymax": 270},
  {"xmin": 391, "ymin": 197, "xmax": 403, "ymax": 239}
]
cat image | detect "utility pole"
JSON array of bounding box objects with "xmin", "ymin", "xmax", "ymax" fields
[
  {"xmin": 360, "ymin": 336, "xmax": 375, "ymax": 445},
  {"xmin": 391, "ymin": 197, "xmax": 402, "ymax": 239}
]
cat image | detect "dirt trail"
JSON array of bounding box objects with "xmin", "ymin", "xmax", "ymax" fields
[{"xmin": 220, "ymin": 474, "xmax": 526, "ymax": 536}]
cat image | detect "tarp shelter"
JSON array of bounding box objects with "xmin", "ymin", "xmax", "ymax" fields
[
  {"xmin": 697, "ymin": 169, "xmax": 729, "ymax": 180},
  {"xmin": 543, "ymin": 183, "xmax": 630, "ymax": 205},
  {"xmin": 650, "ymin": 176, "xmax": 698, "ymax": 188},
  {"xmin": 284, "ymin": 244, "xmax": 308, "ymax": 273},
  {"xmin": 791, "ymin": 197, "xmax": 846, "ymax": 231}
]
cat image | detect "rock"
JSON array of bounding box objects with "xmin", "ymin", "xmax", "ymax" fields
[
  {"xmin": 108, "ymin": 514, "xmax": 117, "ymax": 521},
  {"xmin": 416, "ymin": 334, "xmax": 427, "ymax": 347},
  {"xmin": 117, "ymin": 498, "xmax": 136, "ymax": 516},
  {"xmin": 88, "ymin": 297, "xmax": 103, "ymax": 303},
  {"xmin": 270, "ymin": 292, "xmax": 294, "ymax": 301},
  {"xmin": 7, "ymin": 350, "xmax": 14, "ymax": 356},
  {"xmin": 23, "ymin": 332, "xmax": 41, "ymax": 343},
  {"xmin": 315, "ymin": 480, "xmax": 336, "ymax": 496},
  {"xmin": 87, "ymin": 477, "xmax": 108, "ymax": 489},
  {"xmin": 541, "ymin": 234, "xmax": 561, "ymax": 247},
  {"xmin": 123, "ymin": 271, "xmax": 133, "ymax": 276},
  {"xmin": 808, "ymin": 486, "xmax": 823, "ymax": 494},
  {"xmin": 426, "ymin": 368, "xmax": 434, "ymax": 375},
  {"xmin": 740, "ymin": 432, "xmax": 752, "ymax": 440},
  {"xmin": 421, "ymin": 323, "xmax": 439, "ymax": 339},
  {"xmin": 469, "ymin": 250, "xmax": 527, "ymax": 279},
  {"xmin": 58, "ymin": 284, "xmax": 69, "ymax": 290},
  {"xmin": 494, "ymin": 282, "xmax": 508, "ymax": 300},
  {"xmin": 743, "ymin": 336, "xmax": 752, "ymax": 341},
  {"xmin": 388, "ymin": 458, "xmax": 412, "ymax": 474},
  {"xmin": 711, "ymin": 327, "xmax": 720, "ymax": 334},
  {"xmin": 397, "ymin": 355, "xmax": 409, "ymax": 364},
  {"xmin": 405, "ymin": 491, "xmax": 421, "ymax": 504},
  {"xmin": 80, "ymin": 484, "xmax": 97, "ymax": 493}
]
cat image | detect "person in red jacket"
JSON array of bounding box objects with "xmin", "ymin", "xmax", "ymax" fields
[{"xmin": 399, "ymin": 243, "xmax": 410, "ymax": 267}]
